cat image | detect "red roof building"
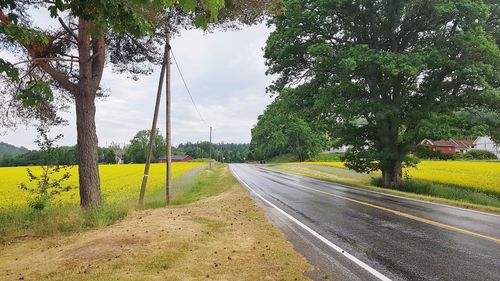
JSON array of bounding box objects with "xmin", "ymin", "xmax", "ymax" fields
[
  {"xmin": 159, "ymin": 155, "xmax": 193, "ymax": 163},
  {"xmin": 420, "ymin": 139, "xmax": 474, "ymax": 154}
]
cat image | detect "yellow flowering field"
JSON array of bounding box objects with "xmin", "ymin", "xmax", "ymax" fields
[
  {"xmin": 0, "ymin": 162, "xmax": 206, "ymax": 208},
  {"xmin": 299, "ymin": 161, "xmax": 500, "ymax": 193}
]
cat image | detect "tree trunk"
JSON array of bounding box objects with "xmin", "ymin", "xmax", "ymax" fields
[
  {"xmin": 75, "ymin": 90, "xmax": 102, "ymax": 208},
  {"xmin": 381, "ymin": 161, "xmax": 402, "ymax": 189}
]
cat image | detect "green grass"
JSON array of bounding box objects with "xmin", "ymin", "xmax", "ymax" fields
[
  {"xmin": 0, "ymin": 164, "xmax": 229, "ymax": 244},
  {"xmin": 267, "ymin": 153, "xmax": 344, "ymax": 163},
  {"xmin": 170, "ymin": 164, "xmax": 234, "ymax": 205},
  {"xmin": 272, "ymin": 163, "xmax": 500, "ymax": 213},
  {"xmin": 0, "ymin": 203, "xmax": 130, "ymax": 243},
  {"xmin": 309, "ymin": 153, "xmax": 344, "ymax": 162},
  {"xmin": 268, "ymin": 153, "xmax": 299, "ymax": 163},
  {"xmin": 372, "ymin": 178, "xmax": 500, "ymax": 208}
]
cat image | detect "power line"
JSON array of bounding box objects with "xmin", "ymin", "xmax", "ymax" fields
[{"xmin": 170, "ymin": 48, "xmax": 210, "ymax": 127}]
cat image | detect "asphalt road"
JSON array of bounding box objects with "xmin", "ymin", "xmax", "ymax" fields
[{"xmin": 230, "ymin": 164, "xmax": 500, "ymax": 281}]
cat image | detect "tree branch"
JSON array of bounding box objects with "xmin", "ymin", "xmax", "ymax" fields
[
  {"xmin": 13, "ymin": 57, "xmax": 79, "ymax": 66},
  {"xmin": 1, "ymin": 9, "xmax": 77, "ymax": 92},
  {"xmin": 58, "ymin": 17, "xmax": 80, "ymax": 44}
]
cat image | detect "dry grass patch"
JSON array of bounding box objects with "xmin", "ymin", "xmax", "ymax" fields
[{"xmin": 0, "ymin": 166, "xmax": 311, "ymax": 281}]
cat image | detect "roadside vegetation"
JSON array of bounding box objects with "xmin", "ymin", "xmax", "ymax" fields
[
  {"xmin": 0, "ymin": 162, "xmax": 206, "ymax": 244},
  {"xmin": 300, "ymin": 161, "xmax": 500, "ymax": 195},
  {"xmin": 271, "ymin": 162, "xmax": 500, "ymax": 212},
  {"xmin": 256, "ymin": 0, "xmax": 499, "ymax": 190},
  {"xmin": 0, "ymin": 164, "xmax": 311, "ymax": 281}
]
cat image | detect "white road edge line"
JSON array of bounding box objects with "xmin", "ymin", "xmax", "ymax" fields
[{"xmin": 230, "ymin": 166, "xmax": 392, "ymax": 281}]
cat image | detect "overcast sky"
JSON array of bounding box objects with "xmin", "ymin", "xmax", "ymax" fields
[{"xmin": 1, "ymin": 23, "xmax": 275, "ymax": 150}]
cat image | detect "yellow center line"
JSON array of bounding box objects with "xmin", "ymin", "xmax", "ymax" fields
[{"xmin": 298, "ymin": 185, "xmax": 500, "ymax": 244}]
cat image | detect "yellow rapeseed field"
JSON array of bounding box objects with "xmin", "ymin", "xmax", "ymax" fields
[
  {"xmin": 301, "ymin": 161, "xmax": 500, "ymax": 193},
  {"xmin": 0, "ymin": 162, "xmax": 206, "ymax": 208}
]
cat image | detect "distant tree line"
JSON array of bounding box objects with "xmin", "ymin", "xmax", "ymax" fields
[
  {"xmin": 124, "ymin": 130, "xmax": 250, "ymax": 164},
  {"xmin": 1, "ymin": 146, "xmax": 118, "ymax": 167},
  {"xmin": 1, "ymin": 128, "xmax": 251, "ymax": 166},
  {"xmin": 175, "ymin": 142, "xmax": 250, "ymax": 163}
]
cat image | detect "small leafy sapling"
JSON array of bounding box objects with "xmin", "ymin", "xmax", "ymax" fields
[{"xmin": 19, "ymin": 126, "xmax": 73, "ymax": 210}]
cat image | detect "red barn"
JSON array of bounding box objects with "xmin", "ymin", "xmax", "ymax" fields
[
  {"xmin": 159, "ymin": 155, "xmax": 193, "ymax": 163},
  {"xmin": 420, "ymin": 139, "xmax": 473, "ymax": 154}
]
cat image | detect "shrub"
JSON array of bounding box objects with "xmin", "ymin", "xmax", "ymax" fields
[
  {"xmin": 414, "ymin": 145, "xmax": 453, "ymax": 160},
  {"xmin": 455, "ymin": 150, "xmax": 498, "ymax": 160},
  {"xmin": 18, "ymin": 126, "xmax": 73, "ymax": 211}
]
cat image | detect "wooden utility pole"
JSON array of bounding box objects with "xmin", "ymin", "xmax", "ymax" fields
[
  {"xmin": 166, "ymin": 31, "xmax": 172, "ymax": 205},
  {"xmin": 138, "ymin": 37, "xmax": 169, "ymax": 205},
  {"xmin": 209, "ymin": 126, "xmax": 213, "ymax": 168}
]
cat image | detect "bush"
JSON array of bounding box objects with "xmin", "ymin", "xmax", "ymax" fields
[
  {"xmin": 454, "ymin": 150, "xmax": 498, "ymax": 160},
  {"xmin": 414, "ymin": 145, "xmax": 453, "ymax": 160}
]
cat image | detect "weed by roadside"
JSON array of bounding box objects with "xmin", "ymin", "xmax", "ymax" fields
[
  {"xmin": 371, "ymin": 178, "xmax": 500, "ymax": 208},
  {"xmin": 0, "ymin": 203, "xmax": 130, "ymax": 244}
]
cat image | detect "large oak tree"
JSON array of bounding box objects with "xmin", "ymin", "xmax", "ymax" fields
[{"xmin": 264, "ymin": 0, "xmax": 499, "ymax": 188}]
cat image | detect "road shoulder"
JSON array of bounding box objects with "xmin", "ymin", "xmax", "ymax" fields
[{"xmin": 0, "ymin": 166, "xmax": 312, "ymax": 281}]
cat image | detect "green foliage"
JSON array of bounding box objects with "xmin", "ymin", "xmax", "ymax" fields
[
  {"xmin": 18, "ymin": 127, "xmax": 73, "ymax": 211},
  {"xmin": 250, "ymin": 97, "xmax": 324, "ymax": 162},
  {"xmin": 104, "ymin": 149, "xmax": 117, "ymax": 164},
  {"xmin": 454, "ymin": 150, "xmax": 498, "ymax": 160},
  {"xmin": 264, "ymin": 0, "xmax": 500, "ymax": 187},
  {"xmin": 175, "ymin": 142, "xmax": 249, "ymax": 163},
  {"xmin": 0, "ymin": 59, "xmax": 19, "ymax": 82},
  {"xmin": 16, "ymin": 81, "xmax": 53, "ymax": 108},
  {"xmin": 418, "ymin": 110, "xmax": 500, "ymax": 141},
  {"xmin": 125, "ymin": 129, "xmax": 166, "ymax": 163},
  {"xmin": 310, "ymin": 153, "xmax": 344, "ymax": 162},
  {"xmin": 0, "ymin": 18, "xmax": 49, "ymax": 45}
]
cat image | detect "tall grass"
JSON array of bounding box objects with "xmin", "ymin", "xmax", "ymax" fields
[
  {"xmin": 170, "ymin": 164, "xmax": 234, "ymax": 205},
  {"xmin": 0, "ymin": 203, "xmax": 130, "ymax": 244},
  {"xmin": 370, "ymin": 177, "xmax": 500, "ymax": 208}
]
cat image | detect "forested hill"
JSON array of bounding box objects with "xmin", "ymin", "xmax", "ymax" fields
[{"xmin": 0, "ymin": 142, "xmax": 29, "ymax": 158}]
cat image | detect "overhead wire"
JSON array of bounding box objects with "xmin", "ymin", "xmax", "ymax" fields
[{"xmin": 170, "ymin": 48, "xmax": 210, "ymax": 128}]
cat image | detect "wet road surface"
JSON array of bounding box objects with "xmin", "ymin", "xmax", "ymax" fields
[{"xmin": 230, "ymin": 164, "xmax": 500, "ymax": 281}]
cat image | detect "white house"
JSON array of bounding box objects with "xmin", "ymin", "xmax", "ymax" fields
[
  {"xmin": 472, "ymin": 136, "xmax": 500, "ymax": 158},
  {"xmin": 323, "ymin": 145, "xmax": 350, "ymax": 153}
]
